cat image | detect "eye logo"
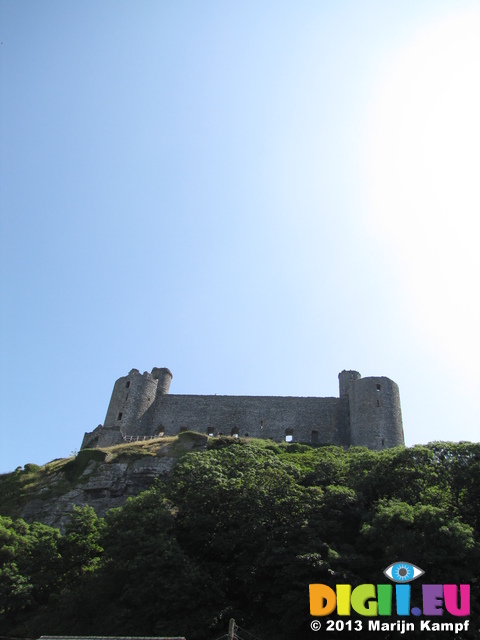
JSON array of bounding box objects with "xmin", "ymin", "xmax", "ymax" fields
[{"xmin": 383, "ymin": 561, "xmax": 424, "ymax": 583}]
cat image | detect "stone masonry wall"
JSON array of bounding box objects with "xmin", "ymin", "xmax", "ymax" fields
[{"xmin": 150, "ymin": 394, "xmax": 350, "ymax": 446}]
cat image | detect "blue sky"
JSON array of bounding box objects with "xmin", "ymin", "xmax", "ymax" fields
[{"xmin": 1, "ymin": 1, "xmax": 479, "ymax": 474}]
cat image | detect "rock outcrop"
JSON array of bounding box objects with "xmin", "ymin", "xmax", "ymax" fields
[{"xmin": 5, "ymin": 432, "xmax": 208, "ymax": 531}]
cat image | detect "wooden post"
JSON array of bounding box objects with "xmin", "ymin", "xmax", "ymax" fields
[{"xmin": 228, "ymin": 618, "xmax": 236, "ymax": 640}]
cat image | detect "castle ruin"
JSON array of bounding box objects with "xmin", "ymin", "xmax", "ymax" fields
[{"xmin": 81, "ymin": 368, "xmax": 404, "ymax": 451}]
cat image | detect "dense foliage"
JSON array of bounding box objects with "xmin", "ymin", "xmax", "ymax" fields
[{"xmin": 1, "ymin": 439, "xmax": 479, "ymax": 639}]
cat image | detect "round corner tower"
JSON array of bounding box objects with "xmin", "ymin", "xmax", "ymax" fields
[
  {"xmin": 151, "ymin": 367, "xmax": 173, "ymax": 395},
  {"xmin": 104, "ymin": 368, "xmax": 160, "ymax": 434},
  {"xmin": 338, "ymin": 370, "xmax": 361, "ymax": 397},
  {"xmin": 348, "ymin": 376, "xmax": 404, "ymax": 450}
]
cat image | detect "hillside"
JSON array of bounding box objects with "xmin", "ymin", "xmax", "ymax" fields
[
  {"xmin": 0, "ymin": 437, "xmax": 479, "ymax": 639},
  {"xmin": 0, "ymin": 431, "xmax": 209, "ymax": 530}
]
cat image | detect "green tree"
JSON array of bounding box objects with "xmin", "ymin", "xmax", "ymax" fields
[
  {"xmin": 360, "ymin": 499, "xmax": 478, "ymax": 584},
  {"xmin": 88, "ymin": 486, "xmax": 220, "ymax": 639},
  {"xmin": 0, "ymin": 516, "xmax": 61, "ymax": 633},
  {"xmin": 59, "ymin": 505, "xmax": 104, "ymax": 581}
]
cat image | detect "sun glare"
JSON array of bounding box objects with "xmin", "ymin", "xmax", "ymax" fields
[{"xmin": 364, "ymin": 8, "xmax": 480, "ymax": 381}]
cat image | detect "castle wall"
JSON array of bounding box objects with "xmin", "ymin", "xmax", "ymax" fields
[
  {"xmin": 81, "ymin": 425, "xmax": 123, "ymax": 449},
  {"xmin": 81, "ymin": 368, "xmax": 404, "ymax": 451},
  {"xmin": 152, "ymin": 394, "xmax": 350, "ymax": 446}
]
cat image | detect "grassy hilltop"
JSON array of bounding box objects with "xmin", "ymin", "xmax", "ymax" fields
[{"xmin": 0, "ymin": 436, "xmax": 479, "ymax": 640}]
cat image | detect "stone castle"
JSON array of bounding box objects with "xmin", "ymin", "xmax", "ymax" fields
[{"xmin": 81, "ymin": 368, "xmax": 404, "ymax": 451}]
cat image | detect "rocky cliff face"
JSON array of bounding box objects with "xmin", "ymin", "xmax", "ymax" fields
[
  {"xmin": 20, "ymin": 454, "xmax": 175, "ymax": 531},
  {"xmin": 1, "ymin": 432, "xmax": 208, "ymax": 531}
]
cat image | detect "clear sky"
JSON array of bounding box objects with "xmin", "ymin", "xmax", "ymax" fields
[{"xmin": 1, "ymin": 1, "xmax": 479, "ymax": 474}]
